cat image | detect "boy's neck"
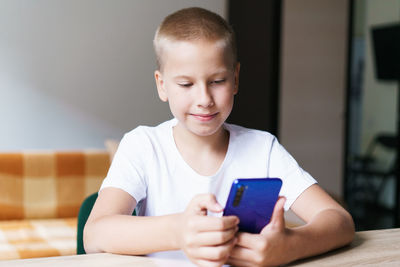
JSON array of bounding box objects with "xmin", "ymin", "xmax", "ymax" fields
[
  {"xmin": 173, "ymin": 124, "xmax": 229, "ymax": 152},
  {"xmin": 172, "ymin": 124, "xmax": 230, "ymax": 176}
]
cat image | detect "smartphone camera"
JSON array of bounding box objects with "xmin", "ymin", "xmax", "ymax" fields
[{"xmin": 233, "ymin": 185, "xmax": 247, "ymax": 207}]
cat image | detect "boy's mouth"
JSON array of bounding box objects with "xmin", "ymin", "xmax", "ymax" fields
[{"xmin": 190, "ymin": 112, "xmax": 218, "ymax": 122}]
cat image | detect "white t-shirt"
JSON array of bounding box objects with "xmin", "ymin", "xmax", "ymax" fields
[
  {"xmin": 101, "ymin": 118, "xmax": 316, "ymax": 213},
  {"xmin": 100, "ymin": 118, "xmax": 316, "ymax": 260}
]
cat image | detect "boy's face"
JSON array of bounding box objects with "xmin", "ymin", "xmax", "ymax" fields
[{"xmin": 154, "ymin": 40, "xmax": 239, "ymax": 138}]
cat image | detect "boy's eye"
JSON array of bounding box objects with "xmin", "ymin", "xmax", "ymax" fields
[
  {"xmin": 178, "ymin": 82, "xmax": 193, "ymax": 88},
  {"xmin": 211, "ymin": 79, "xmax": 226, "ymax": 85}
]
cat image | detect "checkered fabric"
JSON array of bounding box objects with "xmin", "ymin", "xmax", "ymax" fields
[
  {"xmin": 0, "ymin": 217, "xmax": 77, "ymax": 260},
  {"xmin": 0, "ymin": 150, "xmax": 110, "ymax": 220}
]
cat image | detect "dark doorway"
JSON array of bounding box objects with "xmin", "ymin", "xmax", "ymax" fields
[
  {"xmin": 344, "ymin": 0, "xmax": 400, "ymax": 230},
  {"xmin": 227, "ymin": 0, "xmax": 282, "ymax": 136}
]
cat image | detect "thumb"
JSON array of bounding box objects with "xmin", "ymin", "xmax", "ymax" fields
[
  {"xmin": 186, "ymin": 194, "xmax": 223, "ymax": 216},
  {"xmin": 261, "ymin": 196, "xmax": 286, "ymax": 234}
]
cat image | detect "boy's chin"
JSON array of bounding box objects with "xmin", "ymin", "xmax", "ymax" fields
[
  {"xmin": 188, "ymin": 124, "xmax": 225, "ymax": 138},
  {"xmin": 175, "ymin": 118, "xmax": 226, "ymax": 137}
]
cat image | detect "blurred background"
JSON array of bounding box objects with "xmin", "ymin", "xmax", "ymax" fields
[{"xmin": 0, "ymin": 0, "xmax": 399, "ymax": 231}]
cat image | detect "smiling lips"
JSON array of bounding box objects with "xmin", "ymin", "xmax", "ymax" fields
[{"xmin": 191, "ymin": 112, "xmax": 218, "ymax": 122}]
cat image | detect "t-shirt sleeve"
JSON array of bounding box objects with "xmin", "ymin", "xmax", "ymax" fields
[
  {"xmin": 268, "ymin": 138, "xmax": 317, "ymax": 211},
  {"xmin": 99, "ymin": 129, "xmax": 149, "ymax": 203}
]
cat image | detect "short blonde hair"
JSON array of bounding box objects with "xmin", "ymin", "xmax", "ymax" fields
[{"xmin": 153, "ymin": 7, "xmax": 237, "ymax": 71}]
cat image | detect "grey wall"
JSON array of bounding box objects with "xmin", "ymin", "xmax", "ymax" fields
[
  {"xmin": 280, "ymin": 0, "xmax": 349, "ymax": 198},
  {"xmin": 0, "ymin": 0, "xmax": 226, "ymax": 150}
]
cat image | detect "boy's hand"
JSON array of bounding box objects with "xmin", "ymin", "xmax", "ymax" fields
[
  {"xmin": 177, "ymin": 194, "xmax": 239, "ymax": 267},
  {"xmin": 227, "ymin": 197, "xmax": 290, "ymax": 267}
]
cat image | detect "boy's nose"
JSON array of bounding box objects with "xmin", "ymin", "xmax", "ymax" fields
[{"xmin": 196, "ymin": 84, "xmax": 214, "ymax": 108}]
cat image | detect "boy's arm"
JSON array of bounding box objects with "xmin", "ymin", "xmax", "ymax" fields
[
  {"xmin": 286, "ymin": 184, "xmax": 355, "ymax": 260},
  {"xmin": 84, "ymin": 188, "xmax": 239, "ymax": 265},
  {"xmin": 228, "ymin": 184, "xmax": 355, "ymax": 266},
  {"xmin": 84, "ymin": 187, "xmax": 177, "ymax": 254}
]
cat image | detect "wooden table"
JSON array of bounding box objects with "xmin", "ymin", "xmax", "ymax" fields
[
  {"xmin": 288, "ymin": 228, "xmax": 400, "ymax": 266},
  {"xmin": 1, "ymin": 228, "xmax": 399, "ymax": 267}
]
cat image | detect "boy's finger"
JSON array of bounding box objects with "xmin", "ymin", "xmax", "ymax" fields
[
  {"xmin": 190, "ymin": 238, "xmax": 237, "ymax": 261},
  {"xmin": 234, "ymin": 232, "xmax": 259, "ymax": 248},
  {"xmin": 263, "ymin": 197, "xmax": 286, "ymax": 233},
  {"xmin": 193, "ymin": 215, "xmax": 239, "ymax": 232},
  {"xmin": 228, "ymin": 244, "xmax": 257, "ymax": 266},
  {"xmin": 187, "ymin": 194, "xmax": 223, "ymax": 215},
  {"xmin": 227, "ymin": 257, "xmax": 253, "ymax": 267},
  {"xmin": 194, "ymin": 226, "xmax": 238, "ymax": 246},
  {"xmin": 274, "ymin": 197, "xmax": 286, "ymax": 226}
]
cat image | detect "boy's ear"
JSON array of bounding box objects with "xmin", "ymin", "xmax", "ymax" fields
[
  {"xmin": 154, "ymin": 70, "xmax": 168, "ymax": 102},
  {"xmin": 233, "ymin": 62, "xmax": 240, "ymax": 95}
]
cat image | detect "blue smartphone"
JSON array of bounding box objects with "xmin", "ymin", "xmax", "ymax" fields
[{"xmin": 223, "ymin": 178, "xmax": 282, "ymax": 234}]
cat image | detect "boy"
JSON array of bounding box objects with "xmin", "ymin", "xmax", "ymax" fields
[{"xmin": 84, "ymin": 7, "xmax": 354, "ymax": 267}]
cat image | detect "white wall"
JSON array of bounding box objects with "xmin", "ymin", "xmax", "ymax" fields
[
  {"xmin": 280, "ymin": 0, "xmax": 348, "ymax": 197},
  {"xmin": 0, "ymin": 0, "xmax": 226, "ymax": 150}
]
